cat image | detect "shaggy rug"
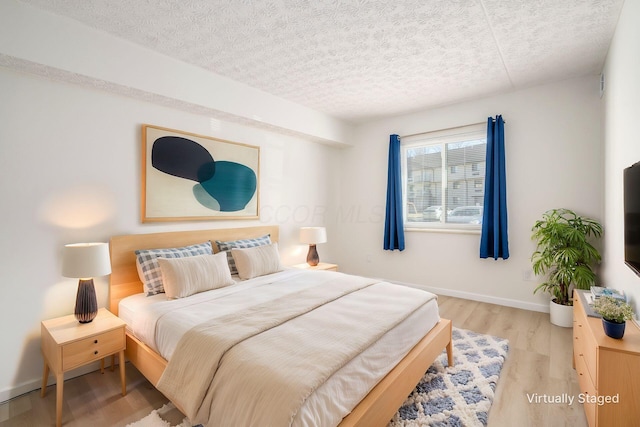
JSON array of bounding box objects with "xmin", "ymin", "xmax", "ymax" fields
[
  {"xmin": 388, "ymin": 327, "xmax": 509, "ymax": 426},
  {"xmin": 127, "ymin": 327, "xmax": 508, "ymax": 427}
]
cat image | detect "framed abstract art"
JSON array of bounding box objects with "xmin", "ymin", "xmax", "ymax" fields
[{"xmin": 141, "ymin": 125, "xmax": 260, "ymax": 222}]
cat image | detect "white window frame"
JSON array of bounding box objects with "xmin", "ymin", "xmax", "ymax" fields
[{"xmin": 401, "ymin": 123, "xmax": 486, "ymax": 233}]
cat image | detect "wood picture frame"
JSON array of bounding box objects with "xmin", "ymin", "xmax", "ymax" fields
[{"xmin": 141, "ymin": 124, "xmax": 260, "ymax": 222}]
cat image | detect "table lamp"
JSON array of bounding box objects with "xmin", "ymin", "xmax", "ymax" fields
[
  {"xmin": 62, "ymin": 242, "xmax": 111, "ymax": 323},
  {"xmin": 299, "ymin": 227, "xmax": 327, "ymax": 266}
]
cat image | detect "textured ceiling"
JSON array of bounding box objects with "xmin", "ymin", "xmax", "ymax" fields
[{"xmin": 18, "ymin": 0, "xmax": 624, "ymax": 123}]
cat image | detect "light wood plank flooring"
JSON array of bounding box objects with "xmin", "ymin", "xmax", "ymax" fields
[
  {"xmin": 0, "ymin": 295, "xmax": 587, "ymax": 427},
  {"xmin": 437, "ymin": 295, "xmax": 586, "ymax": 427}
]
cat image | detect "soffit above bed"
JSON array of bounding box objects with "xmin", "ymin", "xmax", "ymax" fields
[{"xmin": 18, "ymin": 0, "xmax": 624, "ymax": 123}]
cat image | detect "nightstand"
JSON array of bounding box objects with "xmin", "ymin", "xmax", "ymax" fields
[
  {"xmin": 292, "ymin": 262, "xmax": 338, "ymax": 271},
  {"xmin": 41, "ymin": 308, "xmax": 126, "ymax": 427}
]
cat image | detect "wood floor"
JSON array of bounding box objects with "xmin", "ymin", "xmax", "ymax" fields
[{"xmin": 0, "ymin": 295, "xmax": 587, "ymax": 427}]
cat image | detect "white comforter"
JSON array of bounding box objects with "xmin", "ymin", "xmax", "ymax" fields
[{"xmin": 122, "ymin": 269, "xmax": 440, "ymax": 427}]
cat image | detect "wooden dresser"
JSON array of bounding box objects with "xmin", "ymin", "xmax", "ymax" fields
[{"xmin": 573, "ymin": 290, "xmax": 640, "ymax": 426}]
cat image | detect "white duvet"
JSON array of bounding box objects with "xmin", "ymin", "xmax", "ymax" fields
[{"xmin": 120, "ymin": 269, "xmax": 440, "ymax": 427}]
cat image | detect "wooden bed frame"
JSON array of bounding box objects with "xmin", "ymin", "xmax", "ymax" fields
[{"xmin": 109, "ymin": 225, "xmax": 453, "ymax": 427}]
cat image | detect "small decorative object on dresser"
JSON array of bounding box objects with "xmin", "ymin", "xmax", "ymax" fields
[
  {"xmin": 592, "ymin": 296, "xmax": 634, "ymax": 339},
  {"xmin": 299, "ymin": 226, "xmax": 327, "ymax": 266},
  {"xmin": 62, "ymin": 242, "xmax": 112, "ymax": 323},
  {"xmin": 573, "ymin": 290, "xmax": 640, "ymax": 427},
  {"xmin": 41, "ymin": 308, "xmax": 126, "ymax": 427}
]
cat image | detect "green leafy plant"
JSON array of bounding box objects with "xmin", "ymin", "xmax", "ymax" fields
[
  {"xmin": 593, "ymin": 296, "xmax": 634, "ymax": 323},
  {"xmin": 531, "ymin": 208, "xmax": 603, "ymax": 306}
]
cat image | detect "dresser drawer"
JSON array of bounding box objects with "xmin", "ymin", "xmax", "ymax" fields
[
  {"xmin": 575, "ymin": 353, "xmax": 596, "ymax": 427},
  {"xmin": 573, "ymin": 300, "xmax": 597, "ymax": 384},
  {"xmin": 62, "ymin": 328, "xmax": 124, "ymax": 371}
]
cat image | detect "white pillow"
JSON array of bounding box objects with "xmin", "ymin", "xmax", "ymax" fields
[
  {"xmin": 134, "ymin": 241, "xmax": 213, "ymax": 296},
  {"xmin": 158, "ymin": 252, "xmax": 234, "ymax": 299},
  {"xmin": 231, "ymin": 243, "xmax": 283, "ymax": 280}
]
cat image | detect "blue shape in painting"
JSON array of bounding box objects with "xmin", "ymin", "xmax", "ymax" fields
[
  {"xmin": 152, "ymin": 137, "xmax": 216, "ymax": 182},
  {"xmin": 151, "ymin": 138, "xmax": 256, "ymax": 212},
  {"xmin": 198, "ymin": 161, "xmax": 257, "ymax": 212}
]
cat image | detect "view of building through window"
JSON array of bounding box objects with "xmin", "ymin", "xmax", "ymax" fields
[{"xmin": 403, "ymin": 127, "xmax": 486, "ymax": 227}]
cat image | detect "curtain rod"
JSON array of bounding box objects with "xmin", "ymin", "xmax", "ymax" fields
[{"xmin": 400, "ymin": 120, "xmax": 493, "ymax": 139}]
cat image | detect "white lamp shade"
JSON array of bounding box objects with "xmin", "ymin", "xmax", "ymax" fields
[
  {"xmin": 300, "ymin": 227, "xmax": 327, "ymax": 244},
  {"xmin": 62, "ymin": 242, "xmax": 111, "ymax": 279}
]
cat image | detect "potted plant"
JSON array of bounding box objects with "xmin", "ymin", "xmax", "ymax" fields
[
  {"xmin": 531, "ymin": 208, "xmax": 603, "ymax": 327},
  {"xmin": 592, "ymin": 296, "xmax": 634, "ymax": 339}
]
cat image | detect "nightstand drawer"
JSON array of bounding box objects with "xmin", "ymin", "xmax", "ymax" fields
[{"xmin": 62, "ymin": 328, "xmax": 124, "ymax": 370}]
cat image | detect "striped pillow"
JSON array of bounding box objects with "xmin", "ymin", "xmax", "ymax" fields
[
  {"xmin": 158, "ymin": 252, "xmax": 234, "ymax": 299},
  {"xmin": 135, "ymin": 241, "xmax": 213, "ymax": 296},
  {"xmin": 231, "ymin": 243, "xmax": 283, "ymax": 280},
  {"xmin": 215, "ymin": 234, "xmax": 271, "ymax": 275}
]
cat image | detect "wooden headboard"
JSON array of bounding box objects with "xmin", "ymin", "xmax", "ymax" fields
[{"xmin": 109, "ymin": 225, "xmax": 279, "ymax": 315}]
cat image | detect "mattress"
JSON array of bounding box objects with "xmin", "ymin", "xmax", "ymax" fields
[{"xmin": 119, "ymin": 269, "xmax": 440, "ymax": 427}]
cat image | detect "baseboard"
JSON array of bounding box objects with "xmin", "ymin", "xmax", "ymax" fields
[
  {"xmin": 0, "ymin": 361, "xmax": 104, "ymax": 404},
  {"xmin": 389, "ymin": 280, "xmax": 549, "ymax": 313}
]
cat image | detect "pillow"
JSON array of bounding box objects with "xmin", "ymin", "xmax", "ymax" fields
[
  {"xmin": 135, "ymin": 241, "xmax": 212, "ymax": 296},
  {"xmin": 231, "ymin": 243, "xmax": 283, "ymax": 280},
  {"xmin": 158, "ymin": 252, "xmax": 234, "ymax": 299},
  {"xmin": 215, "ymin": 234, "xmax": 271, "ymax": 274}
]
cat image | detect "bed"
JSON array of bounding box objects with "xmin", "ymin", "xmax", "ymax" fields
[{"xmin": 109, "ymin": 225, "xmax": 453, "ymax": 427}]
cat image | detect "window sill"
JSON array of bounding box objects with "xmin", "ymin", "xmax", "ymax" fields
[{"xmin": 405, "ymin": 226, "xmax": 481, "ymax": 235}]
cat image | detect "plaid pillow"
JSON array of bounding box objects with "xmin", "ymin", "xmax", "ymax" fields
[
  {"xmin": 215, "ymin": 234, "xmax": 271, "ymax": 275},
  {"xmin": 135, "ymin": 241, "xmax": 213, "ymax": 296}
]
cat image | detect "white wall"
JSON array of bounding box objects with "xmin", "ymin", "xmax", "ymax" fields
[
  {"xmin": 601, "ymin": 0, "xmax": 640, "ymax": 312},
  {"xmin": 335, "ymin": 75, "xmax": 604, "ymax": 311},
  {"xmin": 0, "ymin": 67, "xmax": 341, "ymax": 401}
]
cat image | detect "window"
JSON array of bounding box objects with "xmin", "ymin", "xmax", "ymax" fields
[{"xmin": 401, "ymin": 123, "xmax": 486, "ymax": 229}]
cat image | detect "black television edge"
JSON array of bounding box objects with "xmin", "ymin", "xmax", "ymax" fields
[{"xmin": 624, "ymin": 161, "xmax": 640, "ymax": 276}]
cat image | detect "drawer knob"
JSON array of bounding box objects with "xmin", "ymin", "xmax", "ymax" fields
[
  {"xmin": 94, "ymin": 339, "xmax": 98, "ymax": 344},
  {"xmin": 94, "ymin": 351, "xmax": 98, "ymax": 355}
]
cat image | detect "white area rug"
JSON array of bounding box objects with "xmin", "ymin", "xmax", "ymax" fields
[
  {"xmin": 128, "ymin": 327, "xmax": 508, "ymax": 427},
  {"xmin": 388, "ymin": 327, "xmax": 509, "ymax": 426},
  {"xmin": 126, "ymin": 403, "xmax": 191, "ymax": 427}
]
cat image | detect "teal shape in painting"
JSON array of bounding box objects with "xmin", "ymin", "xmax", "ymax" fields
[
  {"xmin": 192, "ymin": 184, "xmax": 222, "ymax": 211},
  {"xmin": 197, "ymin": 161, "xmax": 257, "ymax": 212}
]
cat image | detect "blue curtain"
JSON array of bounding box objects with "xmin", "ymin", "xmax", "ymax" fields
[
  {"xmin": 480, "ymin": 116, "xmax": 509, "ymax": 259},
  {"xmin": 384, "ymin": 134, "xmax": 405, "ymax": 251}
]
